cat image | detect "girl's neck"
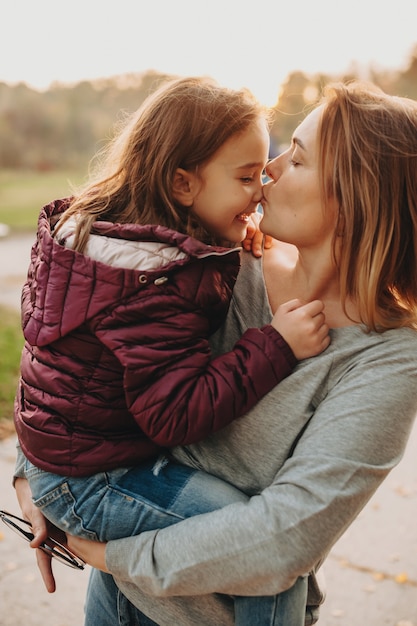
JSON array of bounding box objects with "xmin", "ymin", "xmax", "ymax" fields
[{"xmin": 263, "ymin": 240, "xmax": 358, "ymax": 328}]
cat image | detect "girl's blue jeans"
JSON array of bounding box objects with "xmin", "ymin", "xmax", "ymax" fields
[{"xmin": 25, "ymin": 456, "xmax": 308, "ymax": 626}]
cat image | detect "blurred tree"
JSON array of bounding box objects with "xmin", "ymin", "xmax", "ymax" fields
[
  {"xmin": 271, "ymin": 71, "xmax": 310, "ymax": 150},
  {"xmin": 392, "ymin": 44, "xmax": 417, "ymax": 100},
  {"xmin": 0, "ymin": 61, "xmax": 416, "ymax": 170}
]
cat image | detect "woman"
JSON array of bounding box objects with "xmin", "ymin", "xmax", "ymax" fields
[{"xmin": 16, "ymin": 80, "xmax": 417, "ymax": 625}]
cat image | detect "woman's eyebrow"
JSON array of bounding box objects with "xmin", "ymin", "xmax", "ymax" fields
[{"xmin": 292, "ymin": 136, "xmax": 306, "ymax": 151}]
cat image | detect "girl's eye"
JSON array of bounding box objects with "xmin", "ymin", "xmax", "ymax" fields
[
  {"xmin": 240, "ymin": 177, "xmax": 254, "ymax": 183},
  {"xmin": 289, "ymin": 159, "xmax": 300, "ymax": 167}
]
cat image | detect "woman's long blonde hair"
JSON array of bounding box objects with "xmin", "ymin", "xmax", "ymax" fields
[
  {"xmin": 319, "ymin": 81, "xmax": 417, "ymax": 331},
  {"xmin": 57, "ymin": 76, "xmax": 269, "ymax": 250}
]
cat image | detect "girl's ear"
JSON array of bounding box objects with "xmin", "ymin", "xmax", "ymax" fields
[{"xmin": 172, "ymin": 168, "xmax": 200, "ymax": 206}]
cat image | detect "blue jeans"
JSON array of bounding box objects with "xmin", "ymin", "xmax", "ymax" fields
[
  {"xmin": 85, "ymin": 570, "xmax": 316, "ymax": 626},
  {"xmin": 25, "ymin": 456, "xmax": 308, "ymax": 626}
]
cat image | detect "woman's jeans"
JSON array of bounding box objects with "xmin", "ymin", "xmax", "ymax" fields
[
  {"xmin": 25, "ymin": 457, "xmax": 308, "ymax": 626},
  {"xmin": 85, "ymin": 569, "xmax": 316, "ymax": 626}
]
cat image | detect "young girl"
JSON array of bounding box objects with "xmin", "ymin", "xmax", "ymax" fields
[{"xmin": 14, "ymin": 77, "xmax": 328, "ymax": 625}]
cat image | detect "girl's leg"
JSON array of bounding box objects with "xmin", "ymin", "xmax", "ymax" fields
[
  {"xmin": 234, "ymin": 575, "xmax": 308, "ymax": 626},
  {"xmin": 28, "ymin": 457, "xmax": 307, "ymax": 625},
  {"xmin": 25, "ymin": 456, "xmax": 248, "ymax": 541}
]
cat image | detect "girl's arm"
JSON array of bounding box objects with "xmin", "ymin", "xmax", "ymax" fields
[
  {"xmin": 242, "ymin": 211, "xmax": 273, "ymax": 258},
  {"xmin": 95, "ymin": 305, "xmax": 298, "ymax": 447}
]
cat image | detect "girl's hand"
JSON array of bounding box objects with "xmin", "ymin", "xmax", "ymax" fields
[
  {"xmin": 242, "ymin": 211, "xmax": 273, "ymax": 257},
  {"xmin": 271, "ymin": 299, "xmax": 330, "ymax": 360},
  {"xmin": 66, "ymin": 534, "xmax": 109, "ymax": 572}
]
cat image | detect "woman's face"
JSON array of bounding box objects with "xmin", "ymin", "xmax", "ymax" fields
[{"xmin": 260, "ymin": 105, "xmax": 338, "ymax": 250}]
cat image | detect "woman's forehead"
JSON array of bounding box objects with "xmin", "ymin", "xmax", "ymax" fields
[{"xmin": 292, "ymin": 106, "xmax": 323, "ymax": 150}]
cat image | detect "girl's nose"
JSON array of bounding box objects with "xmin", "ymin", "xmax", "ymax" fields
[
  {"xmin": 253, "ymin": 182, "xmax": 264, "ymax": 203},
  {"xmin": 265, "ymin": 156, "xmax": 280, "ymax": 181}
]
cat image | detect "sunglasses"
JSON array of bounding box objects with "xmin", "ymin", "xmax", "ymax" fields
[{"xmin": 0, "ymin": 510, "xmax": 85, "ymax": 570}]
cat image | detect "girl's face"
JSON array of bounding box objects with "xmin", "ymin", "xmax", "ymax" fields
[
  {"xmin": 260, "ymin": 105, "xmax": 338, "ymax": 250},
  {"xmin": 189, "ymin": 118, "xmax": 270, "ymax": 243}
]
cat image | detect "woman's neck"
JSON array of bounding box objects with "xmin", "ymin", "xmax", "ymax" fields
[{"xmin": 263, "ymin": 240, "xmax": 358, "ymax": 328}]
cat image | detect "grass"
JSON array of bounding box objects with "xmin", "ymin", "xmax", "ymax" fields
[
  {"xmin": 0, "ymin": 169, "xmax": 88, "ymax": 438},
  {"xmin": 0, "ymin": 169, "xmax": 86, "ymax": 231},
  {"xmin": 0, "ymin": 306, "xmax": 23, "ymax": 439}
]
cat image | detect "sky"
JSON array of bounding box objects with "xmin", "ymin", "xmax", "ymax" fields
[{"xmin": 2, "ymin": 0, "xmax": 417, "ymax": 106}]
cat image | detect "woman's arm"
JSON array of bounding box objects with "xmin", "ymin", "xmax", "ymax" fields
[
  {"xmin": 67, "ymin": 534, "xmax": 107, "ymax": 571},
  {"xmin": 100, "ymin": 338, "xmax": 417, "ymax": 598}
]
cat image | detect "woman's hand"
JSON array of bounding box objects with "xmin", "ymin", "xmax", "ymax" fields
[
  {"xmin": 15, "ymin": 477, "xmax": 57, "ymax": 593},
  {"xmin": 242, "ymin": 211, "xmax": 273, "ymax": 257},
  {"xmin": 66, "ymin": 534, "xmax": 109, "ymax": 573}
]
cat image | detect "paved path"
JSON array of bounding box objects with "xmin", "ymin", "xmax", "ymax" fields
[
  {"xmin": 0, "ymin": 232, "xmax": 416, "ymax": 625},
  {"xmin": 0, "ymin": 232, "xmax": 35, "ymax": 310},
  {"xmin": 0, "ymin": 436, "xmax": 90, "ymax": 626}
]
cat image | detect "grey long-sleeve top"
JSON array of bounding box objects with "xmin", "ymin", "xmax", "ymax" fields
[{"xmin": 90, "ymin": 252, "xmax": 417, "ymax": 623}]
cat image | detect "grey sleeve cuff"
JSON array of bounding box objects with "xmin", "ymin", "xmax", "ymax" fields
[{"xmin": 13, "ymin": 441, "xmax": 26, "ymax": 487}]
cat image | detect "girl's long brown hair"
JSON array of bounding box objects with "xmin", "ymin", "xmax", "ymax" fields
[
  {"xmin": 318, "ymin": 81, "xmax": 417, "ymax": 330},
  {"xmin": 57, "ymin": 76, "xmax": 270, "ymax": 250}
]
